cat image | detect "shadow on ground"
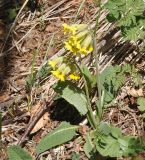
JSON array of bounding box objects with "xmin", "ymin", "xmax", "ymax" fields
[{"xmin": 49, "ymin": 98, "xmax": 85, "ymax": 125}]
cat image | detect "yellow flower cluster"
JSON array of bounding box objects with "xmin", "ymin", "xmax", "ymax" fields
[
  {"xmin": 49, "ymin": 23, "xmax": 93, "ymax": 81},
  {"xmin": 48, "ymin": 57, "xmax": 80, "ymax": 81},
  {"xmin": 63, "ymin": 23, "xmax": 93, "ymax": 55}
]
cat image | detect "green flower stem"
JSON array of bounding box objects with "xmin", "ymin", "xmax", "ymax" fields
[
  {"xmin": 75, "ymin": 61, "xmax": 97, "ymax": 129},
  {"xmin": 84, "ymin": 80, "xmax": 98, "ymax": 129},
  {"xmin": 93, "ymin": 1, "xmax": 103, "ymax": 119},
  {"xmin": 93, "ymin": 39, "xmax": 103, "ymax": 119}
]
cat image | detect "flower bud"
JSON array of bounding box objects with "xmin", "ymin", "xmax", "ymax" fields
[
  {"xmin": 76, "ymin": 30, "xmax": 88, "ymax": 40},
  {"xmin": 81, "ymin": 34, "xmax": 93, "ymax": 49},
  {"xmin": 48, "ymin": 57, "xmax": 64, "ymax": 69},
  {"xmin": 62, "ymin": 66, "xmax": 71, "ymax": 75},
  {"xmin": 69, "ymin": 73, "xmax": 80, "ymax": 80},
  {"xmin": 71, "ymin": 24, "xmax": 88, "ymax": 31}
]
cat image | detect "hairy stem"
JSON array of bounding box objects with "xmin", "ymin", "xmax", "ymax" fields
[
  {"xmin": 83, "ymin": 77, "xmax": 97, "ymax": 129},
  {"xmin": 93, "ymin": 1, "xmax": 103, "ymax": 119},
  {"xmin": 75, "ymin": 61, "xmax": 97, "ymax": 129}
]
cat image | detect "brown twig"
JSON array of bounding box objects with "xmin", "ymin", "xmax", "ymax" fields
[
  {"xmin": 18, "ymin": 96, "xmax": 54, "ymax": 146},
  {"xmin": 0, "ymin": 95, "xmax": 25, "ymax": 110},
  {"xmin": 120, "ymin": 108, "xmax": 141, "ymax": 135}
]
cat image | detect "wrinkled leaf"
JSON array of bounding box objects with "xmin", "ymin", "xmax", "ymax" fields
[
  {"xmin": 99, "ymin": 122, "xmax": 111, "ymax": 135},
  {"xmin": 37, "ymin": 63, "xmax": 51, "ymax": 79},
  {"xmin": 71, "ymin": 152, "xmax": 80, "ymax": 160},
  {"xmin": 141, "ymin": 113, "xmax": 145, "ymax": 118},
  {"xmin": 137, "ymin": 97, "xmax": 145, "ymax": 112},
  {"xmin": 111, "ymin": 127, "xmax": 122, "ymax": 139},
  {"xmin": 95, "ymin": 124, "xmax": 144, "ymax": 157},
  {"xmin": 53, "ymin": 81, "xmax": 88, "ymax": 115},
  {"xmin": 36, "ymin": 122, "xmax": 79, "ymax": 154},
  {"xmin": 96, "ymin": 136, "xmax": 122, "ymax": 157},
  {"xmin": 7, "ymin": 145, "xmax": 32, "ymax": 160},
  {"xmin": 84, "ymin": 133, "xmax": 95, "ymax": 158},
  {"xmin": 81, "ymin": 65, "xmax": 96, "ymax": 90}
]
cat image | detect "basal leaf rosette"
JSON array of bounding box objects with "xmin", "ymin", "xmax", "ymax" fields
[
  {"xmin": 48, "ymin": 56, "xmax": 80, "ymax": 81},
  {"xmin": 63, "ymin": 24, "xmax": 93, "ymax": 56}
]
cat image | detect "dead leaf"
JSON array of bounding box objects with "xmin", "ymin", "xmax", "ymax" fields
[
  {"xmin": 0, "ymin": 94, "xmax": 10, "ymax": 103},
  {"xmin": 24, "ymin": 38, "xmax": 38, "ymax": 50},
  {"xmin": 128, "ymin": 88, "xmax": 144, "ymax": 97},
  {"xmin": 30, "ymin": 102, "xmax": 49, "ymax": 134},
  {"xmin": 45, "ymin": 25, "xmax": 55, "ymax": 33}
]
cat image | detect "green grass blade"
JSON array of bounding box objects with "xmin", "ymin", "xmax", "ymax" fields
[{"xmin": 74, "ymin": 0, "xmax": 86, "ymax": 22}]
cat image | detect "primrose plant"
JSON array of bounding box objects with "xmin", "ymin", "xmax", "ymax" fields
[{"xmin": 35, "ymin": 23, "xmax": 145, "ymax": 159}]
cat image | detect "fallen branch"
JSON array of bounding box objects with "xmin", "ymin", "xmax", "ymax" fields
[{"xmin": 18, "ymin": 95, "xmax": 55, "ymax": 146}]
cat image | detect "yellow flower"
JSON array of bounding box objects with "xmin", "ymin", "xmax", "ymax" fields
[
  {"xmin": 51, "ymin": 70, "xmax": 65, "ymax": 81},
  {"xmin": 58, "ymin": 73, "xmax": 65, "ymax": 81},
  {"xmin": 63, "ymin": 23, "xmax": 88, "ymax": 35},
  {"xmin": 64, "ymin": 41, "xmax": 74, "ymax": 52},
  {"xmin": 51, "ymin": 70, "xmax": 60, "ymax": 77},
  {"xmin": 63, "ymin": 23, "xmax": 77, "ymax": 35},
  {"xmin": 48, "ymin": 60, "xmax": 57, "ymax": 69},
  {"xmin": 81, "ymin": 34, "xmax": 93, "ymax": 49},
  {"xmin": 88, "ymin": 45, "xmax": 93, "ymax": 52},
  {"xmin": 69, "ymin": 73, "xmax": 80, "ymax": 80},
  {"xmin": 78, "ymin": 34, "xmax": 93, "ymax": 55},
  {"xmin": 48, "ymin": 57, "xmax": 64, "ymax": 69},
  {"xmin": 64, "ymin": 37, "xmax": 80, "ymax": 54},
  {"xmin": 49, "ymin": 53, "xmax": 81, "ymax": 81},
  {"xmin": 79, "ymin": 45, "xmax": 93, "ymax": 55},
  {"xmin": 63, "ymin": 23, "xmax": 93, "ymax": 56}
]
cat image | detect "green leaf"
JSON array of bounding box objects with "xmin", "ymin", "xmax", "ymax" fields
[
  {"xmin": 81, "ymin": 64, "xmax": 94, "ymax": 91},
  {"xmin": 118, "ymin": 138, "xmax": 129, "ymax": 151},
  {"xmin": 107, "ymin": 10, "xmax": 120, "ymax": 22},
  {"xmin": 141, "ymin": 113, "xmax": 145, "ymax": 118},
  {"xmin": 95, "ymin": 135, "xmax": 122, "ymax": 157},
  {"xmin": 105, "ymin": 0, "xmax": 145, "ymax": 41},
  {"xmin": 95, "ymin": 124, "xmax": 124, "ymax": 157},
  {"xmin": 53, "ymin": 81, "xmax": 88, "ymax": 115},
  {"xmin": 7, "ymin": 145, "xmax": 32, "ymax": 160},
  {"xmin": 36, "ymin": 122, "xmax": 79, "ymax": 154},
  {"xmin": 100, "ymin": 65, "xmax": 115, "ymax": 83},
  {"xmin": 103, "ymin": 89, "xmax": 115, "ymax": 104},
  {"xmin": 6, "ymin": 9, "xmax": 17, "ymax": 21},
  {"xmin": 71, "ymin": 152, "xmax": 80, "ymax": 160},
  {"xmin": 37, "ymin": 63, "xmax": 51, "ymax": 79},
  {"xmin": 84, "ymin": 133, "xmax": 95, "ymax": 159},
  {"xmin": 95, "ymin": 124, "xmax": 144, "ymax": 157},
  {"xmin": 137, "ymin": 97, "xmax": 145, "ymax": 112},
  {"xmin": 100, "ymin": 65, "xmax": 116, "ymax": 103},
  {"xmin": 26, "ymin": 51, "xmax": 38, "ymax": 91},
  {"xmin": 110, "ymin": 127, "xmax": 122, "ymax": 139},
  {"xmin": 121, "ymin": 136, "xmax": 143, "ymax": 156},
  {"xmin": 99, "ymin": 122, "xmax": 111, "ymax": 135}
]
